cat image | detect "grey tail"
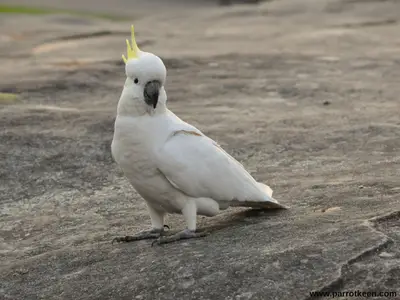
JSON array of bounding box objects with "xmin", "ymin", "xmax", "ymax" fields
[{"xmin": 230, "ymin": 200, "xmax": 288, "ymax": 210}]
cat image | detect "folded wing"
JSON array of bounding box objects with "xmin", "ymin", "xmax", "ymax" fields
[{"xmin": 155, "ymin": 130, "xmax": 285, "ymax": 208}]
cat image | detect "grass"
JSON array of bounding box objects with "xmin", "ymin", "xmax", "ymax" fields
[
  {"xmin": 0, "ymin": 92, "xmax": 19, "ymax": 104},
  {"xmin": 0, "ymin": 4, "xmax": 130, "ymax": 21}
]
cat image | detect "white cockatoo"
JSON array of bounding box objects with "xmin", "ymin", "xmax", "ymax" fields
[{"xmin": 111, "ymin": 25, "xmax": 287, "ymax": 245}]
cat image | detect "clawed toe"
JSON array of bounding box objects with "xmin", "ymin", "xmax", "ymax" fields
[
  {"xmin": 111, "ymin": 236, "xmax": 128, "ymax": 244},
  {"xmin": 111, "ymin": 225, "xmax": 172, "ymax": 244},
  {"xmin": 151, "ymin": 229, "xmax": 209, "ymax": 247},
  {"xmin": 111, "ymin": 233, "xmax": 159, "ymax": 244}
]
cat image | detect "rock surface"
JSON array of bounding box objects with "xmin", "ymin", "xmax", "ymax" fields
[{"xmin": 0, "ymin": 0, "xmax": 399, "ymax": 299}]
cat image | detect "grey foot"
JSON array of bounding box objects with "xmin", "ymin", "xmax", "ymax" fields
[
  {"xmin": 112, "ymin": 225, "xmax": 170, "ymax": 244},
  {"xmin": 151, "ymin": 229, "xmax": 208, "ymax": 246}
]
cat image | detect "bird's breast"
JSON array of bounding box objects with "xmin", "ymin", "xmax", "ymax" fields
[
  {"xmin": 110, "ymin": 115, "xmax": 190, "ymax": 212},
  {"xmin": 111, "ymin": 116, "xmax": 181, "ymax": 205},
  {"xmin": 112, "ymin": 127, "xmax": 154, "ymax": 179}
]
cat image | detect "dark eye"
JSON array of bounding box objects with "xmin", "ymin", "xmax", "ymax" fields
[{"xmin": 134, "ymin": 78, "xmax": 139, "ymax": 84}]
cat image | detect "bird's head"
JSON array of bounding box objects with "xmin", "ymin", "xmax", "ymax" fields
[{"xmin": 118, "ymin": 25, "xmax": 167, "ymax": 116}]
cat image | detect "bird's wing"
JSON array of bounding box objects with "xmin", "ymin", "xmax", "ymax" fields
[{"xmin": 155, "ymin": 129, "xmax": 284, "ymax": 208}]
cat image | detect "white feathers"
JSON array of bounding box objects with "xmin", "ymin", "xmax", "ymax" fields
[
  {"xmin": 125, "ymin": 53, "xmax": 166, "ymax": 85},
  {"xmin": 156, "ymin": 128, "xmax": 277, "ymax": 205},
  {"xmin": 112, "ymin": 49, "xmax": 286, "ymax": 233},
  {"xmin": 113, "ymin": 106, "xmax": 286, "ymax": 216},
  {"xmin": 157, "ymin": 114, "xmax": 286, "ymax": 211}
]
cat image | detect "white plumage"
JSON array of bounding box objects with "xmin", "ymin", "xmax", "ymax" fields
[
  {"xmin": 156, "ymin": 124, "xmax": 279, "ymax": 208},
  {"xmin": 111, "ymin": 29, "xmax": 286, "ymax": 244}
]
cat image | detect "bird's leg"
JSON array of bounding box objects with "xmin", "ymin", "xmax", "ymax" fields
[
  {"xmin": 112, "ymin": 204, "xmax": 168, "ymax": 244},
  {"xmin": 152, "ymin": 199, "xmax": 208, "ymax": 246}
]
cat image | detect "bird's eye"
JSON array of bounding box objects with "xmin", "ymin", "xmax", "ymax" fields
[{"xmin": 134, "ymin": 78, "xmax": 139, "ymax": 84}]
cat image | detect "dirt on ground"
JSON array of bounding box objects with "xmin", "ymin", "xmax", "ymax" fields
[{"xmin": 0, "ymin": 0, "xmax": 399, "ymax": 299}]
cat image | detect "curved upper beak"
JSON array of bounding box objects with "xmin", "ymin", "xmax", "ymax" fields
[{"xmin": 144, "ymin": 80, "xmax": 161, "ymax": 109}]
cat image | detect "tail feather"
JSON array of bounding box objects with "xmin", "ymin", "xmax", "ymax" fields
[
  {"xmin": 230, "ymin": 200, "xmax": 286, "ymax": 209},
  {"xmin": 229, "ymin": 182, "xmax": 288, "ymax": 209},
  {"xmin": 257, "ymin": 182, "xmax": 273, "ymax": 198}
]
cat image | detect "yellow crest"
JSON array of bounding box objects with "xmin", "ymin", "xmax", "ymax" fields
[{"xmin": 122, "ymin": 25, "xmax": 140, "ymax": 64}]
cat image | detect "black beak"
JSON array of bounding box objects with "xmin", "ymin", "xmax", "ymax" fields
[{"xmin": 144, "ymin": 80, "xmax": 161, "ymax": 109}]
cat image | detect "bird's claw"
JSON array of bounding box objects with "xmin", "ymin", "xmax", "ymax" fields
[
  {"xmin": 112, "ymin": 236, "xmax": 129, "ymax": 244},
  {"xmin": 111, "ymin": 225, "xmax": 171, "ymax": 244},
  {"xmin": 151, "ymin": 229, "xmax": 208, "ymax": 247}
]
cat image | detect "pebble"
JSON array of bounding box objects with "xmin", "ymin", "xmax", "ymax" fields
[{"xmin": 379, "ymin": 251, "xmax": 395, "ymax": 258}]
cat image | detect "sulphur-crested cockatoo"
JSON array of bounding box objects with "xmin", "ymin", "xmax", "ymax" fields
[{"xmin": 111, "ymin": 25, "xmax": 287, "ymax": 246}]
